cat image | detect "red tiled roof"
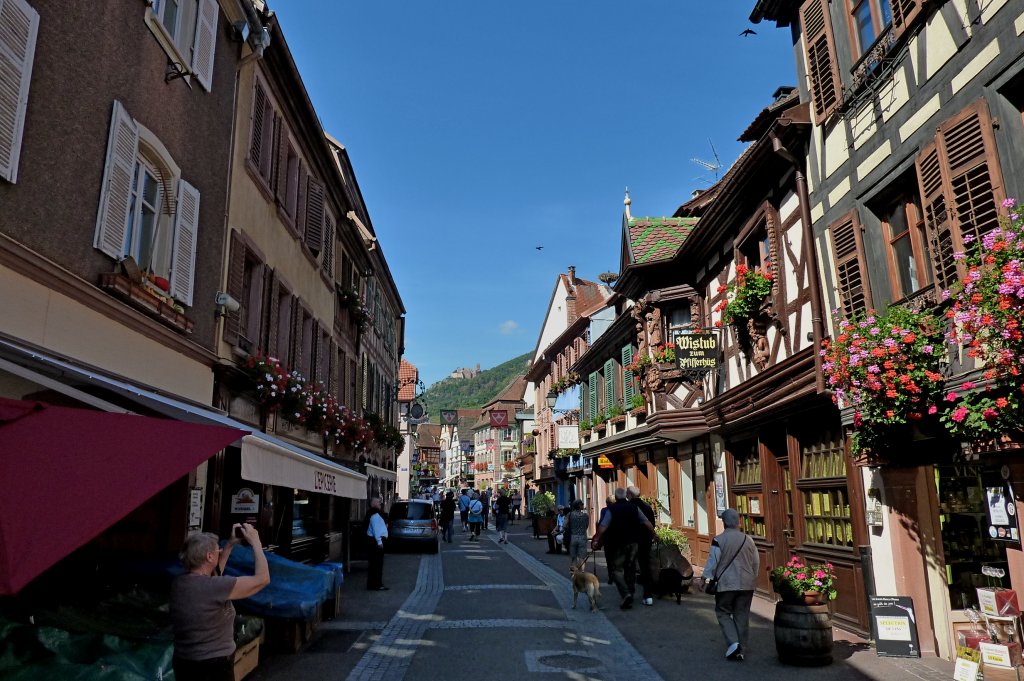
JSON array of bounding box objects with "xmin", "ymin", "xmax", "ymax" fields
[
  {"xmin": 628, "ymin": 217, "xmax": 698, "ymax": 264},
  {"xmin": 398, "ymin": 359, "xmax": 418, "ymax": 401},
  {"xmin": 417, "ymin": 423, "xmax": 441, "ymax": 447},
  {"xmin": 484, "ymin": 375, "xmax": 527, "ymax": 408}
]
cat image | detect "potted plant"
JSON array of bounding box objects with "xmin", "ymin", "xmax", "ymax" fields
[
  {"xmin": 626, "ymin": 351, "xmax": 652, "ymax": 377},
  {"xmin": 578, "ymin": 418, "xmax": 592, "ymax": 437},
  {"xmin": 531, "ymin": 491, "xmax": 558, "ymax": 536},
  {"xmin": 713, "ymin": 263, "xmax": 773, "ymax": 328},
  {"xmin": 653, "ymin": 343, "xmax": 677, "ymax": 367},
  {"xmin": 593, "ymin": 415, "xmax": 607, "ymax": 433},
  {"xmin": 629, "ymin": 392, "xmax": 647, "ymax": 417},
  {"xmin": 769, "ymin": 556, "xmax": 836, "ymax": 666},
  {"xmin": 607, "ymin": 402, "xmax": 626, "ymax": 425}
]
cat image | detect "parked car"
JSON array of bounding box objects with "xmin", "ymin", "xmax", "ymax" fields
[{"xmin": 387, "ymin": 499, "xmax": 439, "ymax": 553}]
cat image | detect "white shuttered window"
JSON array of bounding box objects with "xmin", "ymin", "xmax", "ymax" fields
[{"xmin": 0, "ymin": 0, "xmax": 39, "ymax": 183}]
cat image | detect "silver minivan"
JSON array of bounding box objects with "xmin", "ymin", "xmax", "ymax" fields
[{"xmin": 387, "ymin": 499, "xmax": 439, "ymax": 553}]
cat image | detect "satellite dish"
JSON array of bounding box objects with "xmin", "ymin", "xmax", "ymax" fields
[{"xmin": 410, "ymin": 402, "xmax": 424, "ymax": 420}]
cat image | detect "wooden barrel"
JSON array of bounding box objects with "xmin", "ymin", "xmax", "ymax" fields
[{"xmin": 774, "ymin": 602, "xmax": 834, "ymax": 666}]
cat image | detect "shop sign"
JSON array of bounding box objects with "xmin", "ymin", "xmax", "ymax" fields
[
  {"xmin": 714, "ymin": 471, "xmax": 727, "ymax": 513},
  {"xmin": 188, "ymin": 487, "xmax": 203, "ymax": 529},
  {"xmin": 440, "ymin": 409, "xmax": 458, "ymax": 425},
  {"xmin": 461, "ymin": 440, "xmax": 472, "ymax": 453},
  {"xmin": 869, "ymin": 596, "xmax": 920, "ymax": 658},
  {"xmin": 953, "ymin": 647, "xmax": 981, "ymax": 681},
  {"xmin": 986, "ymin": 483, "xmax": 1021, "ymax": 544},
  {"xmin": 597, "ymin": 455, "xmax": 614, "ymax": 469},
  {"xmin": 231, "ymin": 487, "xmax": 260, "ymax": 514},
  {"xmin": 674, "ymin": 333, "xmax": 720, "ymax": 373}
]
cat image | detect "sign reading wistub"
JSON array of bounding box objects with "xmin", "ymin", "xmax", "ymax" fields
[{"xmin": 674, "ymin": 333, "xmax": 720, "ymax": 373}]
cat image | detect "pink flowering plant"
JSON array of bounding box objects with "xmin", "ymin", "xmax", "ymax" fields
[
  {"xmin": 941, "ymin": 199, "xmax": 1024, "ymax": 438},
  {"xmin": 714, "ymin": 263, "xmax": 774, "ymax": 326},
  {"xmin": 820, "ymin": 305, "xmax": 945, "ymax": 454},
  {"xmin": 769, "ymin": 555, "xmax": 838, "ymax": 602}
]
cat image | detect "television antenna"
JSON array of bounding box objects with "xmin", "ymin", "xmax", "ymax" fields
[{"xmin": 691, "ymin": 139, "xmax": 722, "ymax": 184}]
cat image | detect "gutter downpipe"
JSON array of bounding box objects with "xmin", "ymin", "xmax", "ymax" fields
[{"xmin": 771, "ymin": 127, "xmax": 827, "ymax": 394}]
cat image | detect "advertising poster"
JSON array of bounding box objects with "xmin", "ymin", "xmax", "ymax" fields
[
  {"xmin": 869, "ymin": 596, "xmax": 920, "ymax": 657},
  {"xmin": 986, "ymin": 483, "xmax": 1020, "ymax": 544}
]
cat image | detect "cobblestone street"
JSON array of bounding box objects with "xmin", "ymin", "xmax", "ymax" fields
[{"xmin": 252, "ymin": 523, "xmax": 956, "ymax": 681}]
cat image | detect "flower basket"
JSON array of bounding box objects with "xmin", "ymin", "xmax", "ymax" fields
[
  {"xmin": 769, "ymin": 556, "xmax": 837, "ymax": 603},
  {"xmin": 713, "ymin": 264, "xmax": 773, "ymax": 328}
]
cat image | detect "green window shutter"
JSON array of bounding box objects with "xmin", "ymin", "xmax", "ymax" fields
[
  {"xmin": 621, "ymin": 345, "xmax": 635, "ymax": 404},
  {"xmin": 604, "ymin": 359, "xmax": 615, "ymax": 414},
  {"xmin": 588, "ymin": 372, "xmax": 599, "ymax": 420}
]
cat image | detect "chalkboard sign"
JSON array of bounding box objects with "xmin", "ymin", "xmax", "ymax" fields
[{"xmin": 869, "ymin": 596, "xmax": 921, "ymax": 658}]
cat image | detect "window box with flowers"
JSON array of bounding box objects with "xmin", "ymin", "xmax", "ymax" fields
[
  {"xmin": 626, "ymin": 352, "xmax": 652, "ymax": 378},
  {"xmin": 820, "ymin": 304, "xmax": 945, "ymax": 457},
  {"xmin": 578, "ymin": 418, "xmax": 593, "ymax": 438},
  {"xmin": 714, "ymin": 264, "xmax": 774, "ymax": 327},
  {"xmin": 593, "ymin": 418, "xmax": 607, "ymax": 433},
  {"xmin": 628, "ymin": 392, "xmax": 648, "ymax": 417},
  {"xmin": 941, "ymin": 204, "xmax": 1024, "ymax": 442}
]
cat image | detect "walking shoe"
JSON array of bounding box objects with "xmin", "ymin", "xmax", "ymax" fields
[
  {"xmin": 643, "ymin": 597, "xmax": 654, "ymax": 606},
  {"xmin": 620, "ymin": 595, "xmax": 633, "ymax": 610},
  {"xmin": 726, "ymin": 643, "xmax": 743, "ymax": 660}
]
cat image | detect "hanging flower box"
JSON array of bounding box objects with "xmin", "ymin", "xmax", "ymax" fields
[
  {"xmin": 100, "ymin": 272, "xmax": 194, "ymax": 334},
  {"xmin": 593, "ymin": 421, "xmax": 607, "ymax": 433}
]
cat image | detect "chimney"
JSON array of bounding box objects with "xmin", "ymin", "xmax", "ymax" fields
[{"xmin": 567, "ymin": 265, "xmax": 576, "ymax": 285}]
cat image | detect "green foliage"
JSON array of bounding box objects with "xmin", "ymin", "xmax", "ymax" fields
[
  {"xmin": 629, "ymin": 393, "xmax": 646, "ymax": 410},
  {"xmin": 531, "ymin": 491, "xmax": 557, "ymax": 516},
  {"xmin": 606, "ymin": 402, "xmax": 625, "ymax": 419},
  {"xmin": 654, "ymin": 526, "xmax": 689, "ymax": 551},
  {"xmin": 419, "ymin": 352, "xmax": 531, "ymax": 423}
]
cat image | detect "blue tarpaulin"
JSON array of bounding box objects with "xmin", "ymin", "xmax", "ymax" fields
[{"xmin": 224, "ymin": 546, "xmax": 333, "ymax": 621}]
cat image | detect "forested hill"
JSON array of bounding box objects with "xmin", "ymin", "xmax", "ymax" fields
[{"xmin": 420, "ymin": 352, "xmax": 531, "ymax": 423}]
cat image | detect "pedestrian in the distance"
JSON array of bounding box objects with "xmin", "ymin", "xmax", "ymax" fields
[
  {"xmin": 440, "ymin": 491, "xmax": 457, "ymax": 543},
  {"xmin": 512, "ymin": 490, "xmax": 523, "ymax": 523},
  {"xmin": 467, "ymin": 493, "xmax": 484, "ymax": 541},
  {"xmin": 365, "ymin": 497, "xmax": 389, "ymax": 591},
  {"xmin": 700, "ymin": 508, "xmax": 759, "ymax": 661},
  {"xmin": 567, "ymin": 499, "xmax": 590, "ymax": 567},
  {"xmin": 598, "ymin": 494, "xmax": 616, "ymax": 585},
  {"xmin": 481, "ymin": 488, "xmax": 491, "ymax": 529},
  {"xmin": 432, "ymin": 489, "xmax": 441, "ymax": 515},
  {"xmin": 458, "ymin": 489, "xmax": 471, "ymax": 532},
  {"xmin": 495, "ymin": 488, "xmax": 512, "ymax": 544},
  {"xmin": 590, "ymin": 488, "xmax": 654, "ymax": 610},
  {"xmin": 627, "ymin": 486, "xmax": 657, "ymax": 606}
]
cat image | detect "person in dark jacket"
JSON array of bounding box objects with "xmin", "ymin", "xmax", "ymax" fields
[
  {"xmin": 627, "ymin": 486, "xmax": 657, "ymax": 606},
  {"xmin": 591, "ymin": 488, "xmax": 655, "ymax": 609},
  {"xmin": 439, "ymin": 491, "xmax": 457, "ymax": 543}
]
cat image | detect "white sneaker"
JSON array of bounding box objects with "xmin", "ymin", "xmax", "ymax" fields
[
  {"xmin": 725, "ymin": 642, "xmax": 740, "ymax": 659},
  {"xmin": 643, "ymin": 597, "xmax": 654, "ymax": 606}
]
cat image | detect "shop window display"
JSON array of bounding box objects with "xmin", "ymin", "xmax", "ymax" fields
[
  {"xmin": 937, "ymin": 463, "xmax": 1011, "ymax": 610},
  {"xmin": 798, "ymin": 430, "xmax": 853, "ymax": 547}
]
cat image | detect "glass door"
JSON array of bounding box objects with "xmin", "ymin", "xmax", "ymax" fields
[
  {"xmin": 656, "ymin": 462, "xmax": 672, "ymax": 525},
  {"xmin": 680, "ymin": 455, "xmax": 695, "ymax": 528}
]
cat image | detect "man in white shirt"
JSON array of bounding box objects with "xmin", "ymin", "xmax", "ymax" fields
[{"xmin": 365, "ymin": 497, "xmax": 389, "ymax": 591}]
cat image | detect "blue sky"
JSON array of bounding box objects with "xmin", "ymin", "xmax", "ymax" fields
[{"xmin": 269, "ymin": 1, "xmax": 797, "ymax": 387}]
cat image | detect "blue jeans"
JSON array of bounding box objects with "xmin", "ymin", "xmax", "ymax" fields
[{"xmin": 442, "ymin": 519, "xmax": 454, "ymax": 542}]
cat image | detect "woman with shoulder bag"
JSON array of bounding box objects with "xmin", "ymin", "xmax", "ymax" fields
[{"xmin": 699, "ymin": 509, "xmax": 759, "ymax": 661}]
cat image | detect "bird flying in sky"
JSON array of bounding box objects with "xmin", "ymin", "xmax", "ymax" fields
[
  {"xmin": 536, "ymin": 246, "xmax": 544, "ymax": 251},
  {"xmin": 740, "ymin": 28, "xmax": 757, "ymax": 37}
]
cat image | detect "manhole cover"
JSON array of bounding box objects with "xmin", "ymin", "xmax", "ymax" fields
[{"xmin": 537, "ymin": 653, "xmax": 602, "ymax": 670}]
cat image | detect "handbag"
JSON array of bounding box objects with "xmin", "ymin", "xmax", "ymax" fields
[{"xmin": 705, "ymin": 536, "xmax": 745, "ymax": 595}]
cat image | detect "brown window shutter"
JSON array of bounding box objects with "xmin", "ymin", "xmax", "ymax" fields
[
  {"xmin": 290, "ymin": 298, "xmax": 303, "ymax": 372},
  {"xmin": 250, "ymin": 263, "xmax": 267, "ymax": 354},
  {"xmin": 891, "ymin": 0, "xmax": 923, "ymax": 37},
  {"xmin": 305, "ymin": 177, "xmax": 325, "ymax": 256},
  {"xmin": 329, "ymin": 341, "xmax": 340, "ymax": 397},
  {"xmin": 224, "ymin": 231, "xmax": 245, "ymax": 346},
  {"xmin": 265, "ymin": 271, "xmax": 280, "ymax": 357},
  {"xmin": 800, "ymin": 0, "xmax": 842, "ymax": 125},
  {"xmin": 274, "ymin": 118, "xmax": 289, "ymax": 203},
  {"xmin": 829, "ymin": 211, "xmax": 872, "ymax": 319},
  {"xmin": 295, "ymin": 166, "xmax": 308, "ymax": 236},
  {"xmin": 250, "ymin": 81, "xmax": 267, "ymax": 169},
  {"xmin": 321, "ymin": 212, "xmax": 335, "ymax": 279},
  {"xmin": 938, "ymin": 100, "xmax": 1006, "ymax": 252},
  {"xmin": 915, "ymin": 141, "xmax": 957, "ymax": 290}
]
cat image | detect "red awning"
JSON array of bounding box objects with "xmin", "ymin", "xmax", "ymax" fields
[{"xmin": 0, "ymin": 397, "xmax": 245, "ymax": 595}]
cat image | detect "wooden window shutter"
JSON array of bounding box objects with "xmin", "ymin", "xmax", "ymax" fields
[
  {"xmin": 94, "ymin": 100, "xmax": 138, "ymax": 260},
  {"xmin": 291, "ymin": 302, "xmax": 304, "ymax": 375},
  {"xmin": 223, "ymin": 231, "xmax": 245, "ymax": 346},
  {"xmin": 191, "ymin": 0, "xmax": 218, "ymax": 91},
  {"xmin": 305, "ymin": 177, "xmax": 325, "ymax": 256},
  {"xmin": 321, "ymin": 211, "xmax": 335, "ymax": 279},
  {"xmin": 329, "ymin": 341, "xmax": 340, "ymax": 397},
  {"xmin": 295, "ymin": 166, "xmax": 308, "ymax": 235},
  {"xmin": 588, "ymin": 372, "xmax": 599, "ymax": 421},
  {"xmin": 603, "ymin": 359, "xmax": 616, "ymax": 413},
  {"xmin": 265, "ymin": 271, "xmax": 280, "ymax": 356},
  {"xmin": 361, "ymin": 354, "xmax": 368, "ymax": 408},
  {"xmin": 274, "ymin": 117, "xmax": 288, "ymax": 202},
  {"xmin": 799, "ymin": 0, "xmax": 842, "ymax": 125},
  {"xmin": 829, "ymin": 211, "xmax": 872, "ymax": 319},
  {"xmin": 890, "ymin": 0, "xmax": 923, "ymax": 37},
  {"xmin": 249, "ymin": 81, "xmax": 267, "ymax": 169},
  {"xmin": 249, "ymin": 263, "xmax": 267, "ymax": 353},
  {"xmin": 916, "ymin": 141, "xmax": 957, "ymax": 290},
  {"xmin": 939, "ymin": 100, "xmax": 1006, "ymax": 256},
  {"xmin": 621, "ymin": 345, "xmax": 635, "ymax": 405},
  {"xmin": 0, "ymin": 0, "xmax": 39, "ymax": 183},
  {"xmin": 169, "ymin": 179, "xmax": 200, "ymax": 306}
]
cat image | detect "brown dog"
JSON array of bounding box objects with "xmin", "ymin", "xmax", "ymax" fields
[{"xmin": 570, "ymin": 561, "xmax": 601, "ymax": 611}]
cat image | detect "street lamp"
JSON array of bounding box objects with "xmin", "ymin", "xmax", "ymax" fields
[{"xmin": 546, "ymin": 390, "xmax": 577, "ymax": 414}]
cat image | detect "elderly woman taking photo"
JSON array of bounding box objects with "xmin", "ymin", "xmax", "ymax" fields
[{"xmin": 170, "ymin": 523, "xmax": 270, "ymax": 681}]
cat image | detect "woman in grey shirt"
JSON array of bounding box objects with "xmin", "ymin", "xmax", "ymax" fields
[
  {"xmin": 567, "ymin": 499, "xmax": 590, "ymax": 566},
  {"xmin": 700, "ymin": 509, "xmax": 759, "ymax": 661}
]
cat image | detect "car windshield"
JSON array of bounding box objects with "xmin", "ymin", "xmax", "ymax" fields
[{"xmin": 390, "ymin": 502, "xmax": 432, "ymax": 521}]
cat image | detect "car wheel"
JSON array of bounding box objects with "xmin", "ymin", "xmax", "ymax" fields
[{"xmin": 428, "ymin": 539, "xmax": 439, "ymax": 554}]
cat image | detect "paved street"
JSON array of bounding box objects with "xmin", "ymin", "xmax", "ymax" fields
[{"xmin": 251, "ymin": 522, "xmax": 956, "ymax": 681}]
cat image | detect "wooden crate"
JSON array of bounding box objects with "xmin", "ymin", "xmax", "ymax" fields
[{"xmin": 233, "ymin": 635, "xmax": 262, "ymax": 681}]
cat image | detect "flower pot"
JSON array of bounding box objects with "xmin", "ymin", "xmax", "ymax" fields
[
  {"xmin": 801, "ymin": 591, "xmax": 826, "ymax": 605},
  {"xmin": 774, "ymin": 602, "xmax": 833, "ymax": 666}
]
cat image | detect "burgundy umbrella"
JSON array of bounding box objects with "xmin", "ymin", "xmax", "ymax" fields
[{"xmin": 0, "ymin": 397, "xmax": 246, "ymax": 595}]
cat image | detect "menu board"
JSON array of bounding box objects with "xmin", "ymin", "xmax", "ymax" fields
[
  {"xmin": 986, "ymin": 483, "xmax": 1021, "ymax": 545},
  {"xmin": 869, "ymin": 596, "xmax": 921, "ymax": 658}
]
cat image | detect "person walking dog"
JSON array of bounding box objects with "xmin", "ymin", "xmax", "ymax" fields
[{"xmin": 700, "ymin": 508, "xmax": 759, "ymax": 661}]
